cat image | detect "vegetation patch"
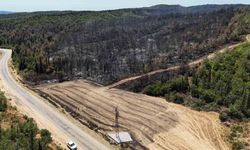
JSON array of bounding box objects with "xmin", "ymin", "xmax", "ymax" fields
[
  {"xmin": 0, "ymin": 91, "xmax": 61, "ymax": 149},
  {"xmin": 144, "ymin": 43, "xmax": 250, "ymax": 121},
  {"xmin": 226, "ymin": 123, "xmax": 250, "ymax": 150},
  {"xmin": 0, "ymin": 6, "xmax": 249, "ymax": 84}
]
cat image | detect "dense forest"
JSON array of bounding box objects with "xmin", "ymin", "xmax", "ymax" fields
[
  {"xmin": 0, "ymin": 91, "xmax": 59, "ymax": 149},
  {"xmin": 143, "ymin": 43, "xmax": 250, "ymax": 122},
  {"xmin": 0, "ymin": 5, "xmax": 249, "ymax": 84}
]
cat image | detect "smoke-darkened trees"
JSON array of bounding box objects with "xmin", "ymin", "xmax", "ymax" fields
[
  {"xmin": 0, "ymin": 5, "xmax": 249, "ymax": 84},
  {"xmin": 144, "ymin": 43, "xmax": 250, "ymax": 121}
]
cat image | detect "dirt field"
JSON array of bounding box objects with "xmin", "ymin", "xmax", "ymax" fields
[{"xmin": 36, "ymin": 80, "xmax": 229, "ymax": 150}]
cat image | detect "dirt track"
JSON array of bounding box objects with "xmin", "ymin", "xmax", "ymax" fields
[
  {"xmin": 37, "ymin": 80, "xmax": 229, "ymax": 150},
  {"xmin": 108, "ymin": 34, "xmax": 250, "ymax": 89}
]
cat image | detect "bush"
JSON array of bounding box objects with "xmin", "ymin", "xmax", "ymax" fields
[
  {"xmin": 191, "ymin": 100, "xmax": 206, "ymax": 111},
  {"xmin": 190, "ymin": 85, "xmax": 200, "ymax": 98},
  {"xmin": 232, "ymin": 141, "xmax": 244, "ymax": 150},
  {"xmin": 190, "ymin": 85, "xmax": 216, "ymax": 103},
  {"xmin": 0, "ymin": 116, "xmax": 55, "ymax": 149},
  {"xmin": 228, "ymin": 125, "xmax": 244, "ymax": 149},
  {"xmin": 219, "ymin": 105, "xmax": 245, "ymax": 121},
  {"xmin": 231, "ymin": 125, "xmax": 243, "ymax": 133},
  {"xmin": 143, "ymin": 83, "xmax": 165, "ymax": 96},
  {"xmin": 166, "ymin": 92, "xmax": 184, "ymax": 104},
  {"xmin": 0, "ymin": 92, "xmax": 7, "ymax": 112},
  {"xmin": 243, "ymin": 109, "xmax": 250, "ymax": 118},
  {"xmin": 228, "ymin": 105, "xmax": 244, "ymax": 120},
  {"xmin": 0, "ymin": 92, "xmax": 56, "ymax": 149},
  {"xmin": 143, "ymin": 76, "xmax": 189, "ymax": 97},
  {"xmin": 40, "ymin": 129, "xmax": 52, "ymax": 145},
  {"xmin": 228, "ymin": 125, "xmax": 245, "ymax": 150},
  {"xmin": 167, "ymin": 76, "xmax": 189, "ymax": 93},
  {"xmin": 219, "ymin": 111, "xmax": 230, "ymax": 122},
  {"xmin": 200, "ymin": 90, "xmax": 216, "ymax": 103},
  {"xmin": 228, "ymin": 125, "xmax": 244, "ymax": 144}
]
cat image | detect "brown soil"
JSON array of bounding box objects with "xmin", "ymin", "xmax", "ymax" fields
[{"xmin": 36, "ymin": 80, "xmax": 230, "ymax": 150}]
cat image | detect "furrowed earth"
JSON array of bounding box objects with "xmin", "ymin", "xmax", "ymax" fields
[{"xmin": 36, "ymin": 80, "xmax": 229, "ymax": 150}]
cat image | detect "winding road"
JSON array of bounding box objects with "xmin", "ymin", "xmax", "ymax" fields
[
  {"xmin": 0, "ymin": 35, "xmax": 249, "ymax": 150},
  {"xmin": 0, "ymin": 49, "xmax": 109, "ymax": 150}
]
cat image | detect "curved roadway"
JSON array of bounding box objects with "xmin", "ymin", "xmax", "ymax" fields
[{"xmin": 0, "ymin": 49, "xmax": 109, "ymax": 150}]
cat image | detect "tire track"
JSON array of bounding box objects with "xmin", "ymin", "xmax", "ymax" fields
[{"xmin": 37, "ymin": 80, "xmax": 229, "ymax": 150}]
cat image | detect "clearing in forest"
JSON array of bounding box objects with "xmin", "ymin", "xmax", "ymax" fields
[{"xmin": 36, "ymin": 80, "xmax": 229, "ymax": 150}]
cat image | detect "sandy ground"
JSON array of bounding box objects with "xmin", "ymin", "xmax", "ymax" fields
[
  {"xmin": 2, "ymin": 34, "xmax": 248, "ymax": 150},
  {"xmin": 36, "ymin": 80, "xmax": 230, "ymax": 150}
]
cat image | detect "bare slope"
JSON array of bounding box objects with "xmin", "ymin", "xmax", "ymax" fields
[{"xmin": 37, "ymin": 80, "xmax": 229, "ymax": 150}]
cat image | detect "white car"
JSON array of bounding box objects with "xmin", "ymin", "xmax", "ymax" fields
[{"xmin": 67, "ymin": 141, "xmax": 77, "ymax": 150}]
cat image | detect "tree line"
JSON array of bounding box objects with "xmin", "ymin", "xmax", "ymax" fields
[
  {"xmin": 0, "ymin": 6, "xmax": 249, "ymax": 84},
  {"xmin": 144, "ymin": 43, "xmax": 250, "ymax": 121}
]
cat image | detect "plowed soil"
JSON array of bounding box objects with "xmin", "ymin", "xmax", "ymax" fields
[{"xmin": 36, "ymin": 80, "xmax": 229, "ymax": 150}]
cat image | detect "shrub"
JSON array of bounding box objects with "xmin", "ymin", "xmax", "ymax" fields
[
  {"xmin": 243, "ymin": 109, "xmax": 250, "ymax": 118},
  {"xmin": 190, "ymin": 85, "xmax": 200, "ymax": 98},
  {"xmin": 232, "ymin": 141, "xmax": 244, "ymax": 150},
  {"xmin": 228, "ymin": 125, "xmax": 245, "ymax": 150},
  {"xmin": 0, "ymin": 92, "xmax": 7, "ymax": 112},
  {"xmin": 167, "ymin": 76, "xmax": 189, "ymax": 93},
  {"xmin": 200, "ymin": 90, "xmax": 216, "ymax": 103},
  {"xmin": 40, "ymin": 129, "xmax": 52, "ymax": 145},
  {"xmin": 143, "ymin": 76, "xmax": 189, "ymax": 97},
  {"xmin": 143, "ymin": 82, "xmax": 165, "ymax": 96},
  {"xmin": 219, "ymin": 111, "xmax": 230, "ymax": 122},
  {"xmin": 166, "ymin": 92, "xmax": 184, "ymax": 104},
  {"xmin": 228, "ymin": 105, "xmax": 244, "ymax": 120}
]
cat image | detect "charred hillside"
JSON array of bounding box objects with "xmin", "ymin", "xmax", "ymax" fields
[{"xmin": 0, "ymin": 5, "xmax": 249, "ymax": 84}]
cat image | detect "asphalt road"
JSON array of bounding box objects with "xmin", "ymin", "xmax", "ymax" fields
[{"xmin": 0, "ymin": 49, "xmax": 109, "ymax": 150}]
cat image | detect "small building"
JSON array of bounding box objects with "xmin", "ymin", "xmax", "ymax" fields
[{"xmin": 107, "ymin": 132, "xmax": 133, "ymax": 144}]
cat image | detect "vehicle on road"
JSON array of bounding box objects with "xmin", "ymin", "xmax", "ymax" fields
[
  {"xmin": 67, "ymin": 141, "xmax": 77, "ymax": 150},
  {"xmin": 0, "ymin": 49, "xmax": 109, "ymax": 150}
]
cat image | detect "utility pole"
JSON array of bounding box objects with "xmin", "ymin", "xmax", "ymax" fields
[{"xmin": 115, "ymin": 107, "xmax": 120, "ymax": 140}]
